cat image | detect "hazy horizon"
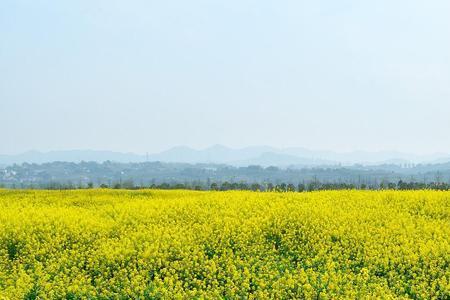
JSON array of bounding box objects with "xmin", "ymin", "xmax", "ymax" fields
[
  {"xmin": 2, "ymin": 0, "xmax": 450, "ymax": 155},
  {"xmin": 1, "ymin": 144, "xmax": 449, "ymax": 159}
]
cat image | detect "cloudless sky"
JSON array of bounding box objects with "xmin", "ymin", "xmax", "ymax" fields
[{"xmin": 1, "ymin": 0, "xmax": 450, "ymax": 155}]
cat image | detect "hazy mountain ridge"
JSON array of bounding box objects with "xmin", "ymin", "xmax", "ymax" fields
[
  {"xmin": 0, "ymin": 150, "xmax": 145, "ymax": 165},
  {"xmin": 1, "ymin": 146, "xmax": 449, "ymax": 167}
]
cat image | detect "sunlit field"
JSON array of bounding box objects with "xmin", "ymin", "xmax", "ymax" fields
[{"xmin": 0, "ymin": 189, "xmax": 449, "ymax": 299}]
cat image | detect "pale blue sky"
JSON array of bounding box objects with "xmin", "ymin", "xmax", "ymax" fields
[{"xmin": 1, "ymin": 0, "xmax": 450, "ymax": 155}]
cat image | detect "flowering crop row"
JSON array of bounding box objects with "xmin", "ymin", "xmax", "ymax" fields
[{"xmin": 0, "ymin": 189, "xmax": 449, "ymax": 299}]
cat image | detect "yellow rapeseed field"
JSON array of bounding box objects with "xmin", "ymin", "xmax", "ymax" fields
[{"xmin": 0, "ymin": 189, "xmax": 449, "ymax": 299}]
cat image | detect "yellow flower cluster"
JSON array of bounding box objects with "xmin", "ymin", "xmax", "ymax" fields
[{"xmin": 0, "ymin": 189, "xmax": 449, "ymax": 299}]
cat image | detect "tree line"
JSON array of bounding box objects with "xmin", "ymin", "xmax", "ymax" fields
[
  {"xmin": 6, "ymin": 179, "xmax": 449, "ymax": 191},
  {"xmin": 2, "ymin": 161, "xmax": 450, "ymax": 191}
]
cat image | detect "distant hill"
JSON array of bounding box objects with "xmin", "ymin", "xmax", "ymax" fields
[
  {"xmin": 0, "ymin": 150, "xmax": 145, "ymax": 165},
  {"xmin": 146, "ymin": 145, "xmax": 278, "ymax": 164},
  {"xmin": 1, "ymin": 146, "xmax": 449, "ymax": 167}
]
